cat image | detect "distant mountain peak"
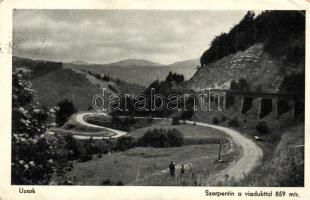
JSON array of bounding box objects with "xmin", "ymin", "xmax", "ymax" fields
[
  {"xmin": 109, "ymin": 58, "xmax": 164, "ymax": 67},
  {"xmin": 71, "ymin": 60, "xmax": 90, "ymax": 65},
  {"xmin": 167, "ymin": 58, "xmax": 199, "ymax": 68}
]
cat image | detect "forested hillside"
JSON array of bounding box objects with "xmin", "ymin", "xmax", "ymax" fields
[
  {"xmin": 189, "ymin": 11, "xmax": 305, "ymax": 92},
  {"xmin": 200, "ymin": 11, "xmax": 305, "ymax": 66}
]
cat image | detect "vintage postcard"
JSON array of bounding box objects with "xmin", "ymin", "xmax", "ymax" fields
[{"xmin": 0, "ymin": 0, "xmax": 309, "ymax": 199}]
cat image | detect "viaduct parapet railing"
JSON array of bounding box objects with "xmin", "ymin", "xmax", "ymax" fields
[{"xmin": 200, "ymin": 89, "xmax": 300, "ymax": 120}]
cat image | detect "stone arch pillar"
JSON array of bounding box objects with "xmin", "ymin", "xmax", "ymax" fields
[
  {"xmin": 289, "ymin": 100, "xmax": 295, "ymax": 120},
  {"xmin": 272, "ymin": 98, "xmax": 279, "ymax": 119},
  {"xmin": 240, "ymin": 96, "xmax": 244, "ymax": 114},
  {"xmin": 208, "ymin": 90, "xmax": 212, "ymax": 111},
  {"xmin": 257, "ymin": 97, "xmax": 262, "ymax": 119},
  {"xmin": 217, "ymin": 95, "xmax": 221, "ymax": 111},
  {"xmin": 223, "ymin": 94, "xmax": 226, "ymax": 111}
]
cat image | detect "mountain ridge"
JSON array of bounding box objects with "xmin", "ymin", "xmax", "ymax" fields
[
  {"xmin": 108, "ymin": 58, "xmax": 164, "ymax": 67},
  {"xmin": 63, "ymin": 58, "xmax": 198, "ymax": 86}
]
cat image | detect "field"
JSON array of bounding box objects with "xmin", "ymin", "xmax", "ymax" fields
[{"xmin": 63, "ymin": 122, "xmax": 239, "ymax": 186}]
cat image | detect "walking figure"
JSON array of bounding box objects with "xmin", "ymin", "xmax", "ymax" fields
[
  {"xmin": 180, "ymin": 164, "xmax": 185, "ymax": 175},
  {"xmin": 169, "ymin": 161, "xmax": 175, "ymax": 177}
]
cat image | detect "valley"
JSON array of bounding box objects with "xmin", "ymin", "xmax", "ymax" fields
[{"xmin": 64, "ymin": 58, "xmax": 198, "ymax": 86}]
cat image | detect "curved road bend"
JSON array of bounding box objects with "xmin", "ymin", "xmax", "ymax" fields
[
  {"xmin": 73, "ymin": 112, "xmax": 263, "ymax": 184},
  {"xmin": 185, "ymin": 120, "xmax": 263, "ymax": 184},
  {"xmin": 73, "ymin": 112, "xmax": 127, "ymax": 140}
]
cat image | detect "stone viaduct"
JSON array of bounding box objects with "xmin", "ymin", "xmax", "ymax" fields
[{"xmin": 201, "ymin": 89, "xmax": 300, "ymax": 120}]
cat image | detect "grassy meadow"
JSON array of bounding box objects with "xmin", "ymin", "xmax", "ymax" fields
[{"xmin": 61, "ymin": 121, "xmax": 238, "ymax": 186}]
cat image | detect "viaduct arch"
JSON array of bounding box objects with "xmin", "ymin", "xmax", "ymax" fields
[{"xmin": 201, "ymin": 89, "xmax": 300, "ymax": 120}]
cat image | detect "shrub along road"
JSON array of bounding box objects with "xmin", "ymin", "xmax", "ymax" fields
[{"xmin": 72, "ymin": 112, "xmax": 263, "ymax": 184}]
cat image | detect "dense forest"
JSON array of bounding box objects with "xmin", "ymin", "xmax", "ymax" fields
[{"xmin": 200, "ymin": 10, "xmax": 305, "ymax": 66}]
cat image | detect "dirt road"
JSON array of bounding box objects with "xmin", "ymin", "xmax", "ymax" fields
[
  {"xmin": 73, "ymin": 112, "xmax": 127, "ymax": 139},
  {"xmin": 73, "ymin": 112, "xmax": 263, "ymax": 184},
  {"xmin": 186, "ymin": 121, "xmax": 263, "ymax": 184}
]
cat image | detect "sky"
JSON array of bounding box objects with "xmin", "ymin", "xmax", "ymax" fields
[{"xmin": 13, "ymin": 10, "xmax": 250, "ymax": 65}]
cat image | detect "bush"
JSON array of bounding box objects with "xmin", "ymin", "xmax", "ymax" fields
[
  {"xmin": 66, "ymin": 123, "xmax": 76, "ymax": 129},
  {"xmin": 123, "ymin": 116, "xmax": 136, "ymax": 126},
  {"xmin": 80, "ymin": 154, "xmax": 92, "ymax": 162},
  {"xmin": 101, "ymin": 179, "xmax": 112, "ymax": 185},
  {"xmin": 116, "ymin": 136, "xmax": 136, "ymax": 151},
  {"xmin": 138, "ymin": 128, "xmax": 183, "ymax": 148},
  {"xmin": 268, "ymin": 132, "xmax": 281, "ymax": 144},
  {"xmin": 228, "ymin": 118, "xmax": 239, "ymax": 127},
  {"xmin": 166, "ymin": 129, "xmax": 184, "ymax": 147},
  {"xmin": 255, "ymin": 121, "xmax": 270, "ymax": 135},
  {"xmin": 212, "ymin": 117, "xmax": 220, "ymax": 124},
  {"xmin": 221, "ymin": 115, "xmax": 227, "ymax": 122},
  {"xmin": 147, "ymin": 116, "xmax": 153, "ymax": 123},
  {"xmin": 180, "ymin": 109, "xmax": 194, "ymax": 120},
  {"xmin": 111, "ymin": 114, "xmax": 122, "ymax": 128},
  {"xmin": 172, "ymin": 117, "xmax": 180, "ymax": 125},
  {"xmin": 84, "ymin": 138, "xmax": 102, "ymax": 155},
  {"xmin": 55, "ymin": 99, "xmax": 77, "ymax": 126},
  {"xmin": 116, "ymin": 181, "xmax": 124, "ymax": 185},
  {"xmin": 63, "ymin": 133, "xmax": 87, "ymax": 160}
]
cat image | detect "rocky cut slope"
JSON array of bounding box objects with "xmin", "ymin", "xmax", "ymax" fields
[
  {"xmin": 187, "ymin": 11, "xmax": 305, "ymax": 92},
  {"xmin": 187, "ymin": 43, "xmax": 304, "ymax": 91}
]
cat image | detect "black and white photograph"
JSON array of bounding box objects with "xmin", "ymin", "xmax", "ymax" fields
[{"xmin": 10, "ymin": 8, "xmax": 305, "ymax": 188}]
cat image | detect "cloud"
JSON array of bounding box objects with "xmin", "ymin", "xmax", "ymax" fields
[{"xmin": 13, "ymin": 10, "xmax": 248, "ymax": 64}]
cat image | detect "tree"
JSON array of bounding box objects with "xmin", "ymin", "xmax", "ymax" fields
[
  {"xmin": 111, "ymin": 114, "xmax": 122, "ymax": 128},
  {"xmin": 238, "ymin": 78, "xmax": 249, "ymax": 91},
  {"xmin": 12, "ymin": 72, "xmax": 58, "ymax": 184},
  {"xmin": 165, "ymin": 71, "xmax": 185, "ymax": 84},
  {"xmin": 280, "ymin": 73, "xmax": 304, "ymax": 98},
  {"xmin": 172, "ymin": 117, "xmax": 180, "ymax": 125},
  {"xmin": 55, "ymin": 99, "xmax": 77, "ymax": 126},
  {"xmin": 166, "ymin": 129, "xmax": 183, "ymax": 147},
  {"xmin": 229, "ymin": 78, "xmax": 249, "ymax": 91},
  {"xmin": 116, "ymin": 136, "xmax": 136, "ymax": 151}
]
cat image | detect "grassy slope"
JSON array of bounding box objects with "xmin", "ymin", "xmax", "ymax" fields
[
  {"xmin": 31, "ymin": 68, "xmax": 101, "ymax": 110},
  {"xmin": 65, "ymin": 144, "xmax": 235, "ymax": 186},
  {"xmin": 67, "ymin": 67, "xmax": 145, "ymax": 95},
  {"xmin": 236, "ymin": 125, "xmax": 304, "ymax": 186},
  {"xmin": 64, "ymin": 123, "xmax": 238, "ymax": 186}
]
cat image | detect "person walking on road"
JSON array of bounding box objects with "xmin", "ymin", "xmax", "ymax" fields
[
  {"xmin": 169, "ymin": 161, "xmax": 175, "ymax": 177},
  {"xmin": 180, "ymin": 164, "xmax": 185, "ymax": 176}
]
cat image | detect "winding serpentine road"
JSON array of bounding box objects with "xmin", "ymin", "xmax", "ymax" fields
[
  {"xmin": 73, "ymin": 112, "xmax": 127, "ymax": 140},
  {"xmin": 72, "ymin": 112, "xmax": 263, "ymax": 184}
]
